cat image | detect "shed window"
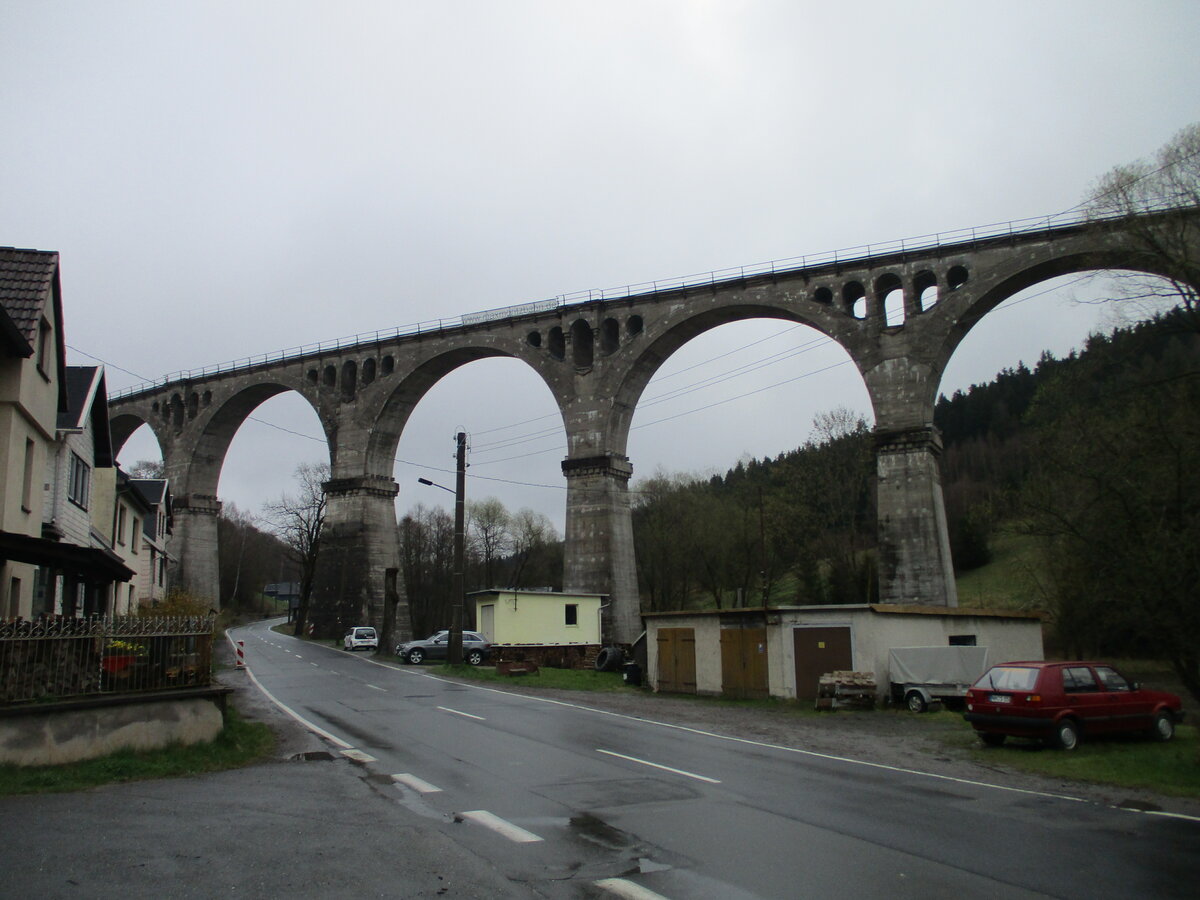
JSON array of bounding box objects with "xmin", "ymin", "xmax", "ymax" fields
[{"xmin": 565, "ymin": 604, "xmax": 578, "ymax": 626}]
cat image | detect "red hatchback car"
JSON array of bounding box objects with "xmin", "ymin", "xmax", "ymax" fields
[{"xmin": 964, "ymin": 661, "xmax": 1185, "ymax": 750}]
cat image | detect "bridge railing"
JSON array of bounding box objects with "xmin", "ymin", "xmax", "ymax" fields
[{"xmin": 107, "ymin": 203, "xmax": 1194, "ymax": 401}]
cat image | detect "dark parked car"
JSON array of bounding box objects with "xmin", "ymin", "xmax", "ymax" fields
[
  {"xmin": 964, "ymin": 660, "xmax": 1185, "ymax": 750},
  {"xmin": 396, "ymin": 631, "xmax": 491, "ymax": 666}
]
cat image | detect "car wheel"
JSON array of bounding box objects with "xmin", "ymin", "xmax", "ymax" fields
[
  {"xmin": 466, "ymin": 649, "xmax": 484, "ymax": 666},
  {"xmin": 905, "ymin": 691, "xmax": 928, "ymax": 714},
  {"xmin": 1150, "ymin": 710, "xmax": 1175, "ymax": 742},
  {"xmin": 979, "ymin": 732, "xmax": 1006, "ymax": 747},
  {"xmin": 1052, "ymin": 718, "xmax": 1080, "ymax": 751},
  {"xmin": 408, "ymin": 649, "xmax": 424, "ymax": 665}
]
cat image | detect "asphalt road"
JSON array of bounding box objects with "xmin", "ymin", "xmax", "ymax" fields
[{"xmin": 226, "ymin": 620, "xmax": 1199, "ymax": 899}]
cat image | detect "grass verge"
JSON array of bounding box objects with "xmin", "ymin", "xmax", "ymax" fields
[
  {"xmin": 949, "ymin": 724, "xmax": 1200, "ymax": 798},
  {"xmin": 430, "ymin": 663, "xmax": 637, "ymax": 692},
  {"xmin": 0, "ymin": 706, "xmax": 275, "ymax": 795}
]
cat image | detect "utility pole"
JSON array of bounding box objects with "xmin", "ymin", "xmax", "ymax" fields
[{"xmin": 449, "ymin": 431, "xmax": 467, "ymax": 665}]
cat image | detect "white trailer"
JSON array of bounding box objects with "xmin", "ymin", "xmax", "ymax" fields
[{"xmin": 888, "ymin": 646, "xmax": 991, "ymax": 712}]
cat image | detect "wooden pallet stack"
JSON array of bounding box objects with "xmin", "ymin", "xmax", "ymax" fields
[{"xmin": 815, "ymin": 670, "xmax": 877, "ymax": 710}]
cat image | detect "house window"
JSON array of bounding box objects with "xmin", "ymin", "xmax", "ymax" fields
[
  {"xmin": 116, "ymin": 505, "xmax": 127, "ymax": 546},
  {"xmin": 67, "ymin": 452, "xmax": 90, "ymax": 509},
  {"xmin": 948, "ymin": 634, "xmax": 977, "ymax": 646},
  {"xmin": 8, "ymin": 577, "xmax": 20, "ymax": 618},
  {"xmin": 21, "ymin": 438, "xmax": 35, "ymax": 512},
  {"xmin": 36, "ymin": 317, "xmax": 52, "ymax": 377},
  {"xmin": 130, "ymin": 518, "xmax": 140, "ymax": 553},
  {"xmin": 158, "ymin": 557, "xmax": 166, "ymax": 587},
  {"xmin": 565, "ymin": 604, "xmax": 578, "ymax": 627}
]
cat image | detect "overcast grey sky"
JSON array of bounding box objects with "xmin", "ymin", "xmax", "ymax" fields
[{"xmin": 3, "ymin": 1, "xmax": 1199, "ymax": 531}]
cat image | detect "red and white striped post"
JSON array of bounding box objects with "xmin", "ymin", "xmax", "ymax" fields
[{"xmin": 235, "ymin": 640, "xmax": 246, "ymax": 670}]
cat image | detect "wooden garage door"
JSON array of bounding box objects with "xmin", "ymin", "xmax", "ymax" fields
[
  {"xmin": 793, "ymin": 627, "xmax": 852, "ymax": 700},
  {"xmin": 721, "ymin": 627, "xmax": 768, "ymax": 699},
  {"xmin": 656, "ymin": 628, "xmax": 697, "ymax": 694}
]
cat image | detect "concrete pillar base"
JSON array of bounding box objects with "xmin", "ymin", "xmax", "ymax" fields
[
  {"xmin": 561, "ymin": 453, "xmax": 640, "ymax": 645},
  {"xmin": 874, "ymin": 427, "xmax": 958, "ymax": 607}
]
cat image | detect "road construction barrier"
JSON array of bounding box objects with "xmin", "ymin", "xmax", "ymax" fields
[{"xmin": 235, "ymin": 640, "xmax": 245, "ymax": 670}]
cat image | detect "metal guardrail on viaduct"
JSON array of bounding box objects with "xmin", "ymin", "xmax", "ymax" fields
[
  {"xmin": 106, "ymin": 204, "xmax": 1199, "ymax": 648},
  {"xmin": 108, "ymin": 205, "xmax": 1166, "ymax": 402}
]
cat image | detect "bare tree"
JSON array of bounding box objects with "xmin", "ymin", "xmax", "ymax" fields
[
  {"xmin": 129, "ymin": 459, "xmax": 165, "ymax": 478},
  {"xmin": 1085, "ymin": 122, "xmax": 1200, "ymax": 331},
  {"xmin": 468, "ymin": 497, "xmax": 511, "ymax": 589},
  {"xmin": 263, "ymin": 462, "xmax": 329, "ymax": 637},
  {"xmin": 507, "ymin": 508, "xmax": 558, "ymax": 589}
]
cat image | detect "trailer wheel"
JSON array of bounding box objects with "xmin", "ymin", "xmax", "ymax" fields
[{"xmin": 905, "ymin": 690, "xmax": 928, "ymax": 714}]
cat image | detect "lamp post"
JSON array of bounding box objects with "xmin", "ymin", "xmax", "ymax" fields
[{"xmin": 417, "ymin": 431, "xmax": 467, "ymax": 665}]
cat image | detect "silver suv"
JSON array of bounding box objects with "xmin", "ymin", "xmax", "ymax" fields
[{"xmin": 396, "ymin": 630, "xmax": 491, "ymax": 666}]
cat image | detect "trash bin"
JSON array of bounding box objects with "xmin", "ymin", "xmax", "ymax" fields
[{"xmin": 621, "ymin": 662, "xmax": 641, "ymax": 687}]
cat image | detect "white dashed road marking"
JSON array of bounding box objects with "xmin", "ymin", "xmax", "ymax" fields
[
  {"xmin": 594, "ymin": 878, "xmax": 673, "ymax": 900},
  {"xmin": 596, "ymin": 749, "xmax": 721, "ymax": 784},
  {"xmin": 438, "ymin": 706, "xmax": 485, "ymax": 721},
  {"xmin": 460, "ymin": 810, "xmax": 543, "ymax": 843},
  {"xmin": 391, "ymin": 773, "xmax": 442, "ymax": 793}
]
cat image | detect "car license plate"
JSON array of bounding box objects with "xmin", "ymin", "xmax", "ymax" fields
[{"xmin": 989, "ymin": 694, "xmax": 1011, "ymax": 704}]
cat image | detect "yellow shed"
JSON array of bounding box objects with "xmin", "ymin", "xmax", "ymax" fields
[{"xmin": 470, "ymin": 590, "xmax": 605, "ymax": 646}]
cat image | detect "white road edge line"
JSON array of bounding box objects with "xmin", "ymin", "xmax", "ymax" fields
[
  {"xmin": 341, "ymin": 749, "xmax": 378, "ymax": 763},
  {"xmin": 460, "ymin": 810, "xmax": 543, "ymax": 843},
  {"xmin": 438, "ymin": 705, "xmax": 485, "ymax": 721},
  {"xmin": 596, "ymin": 749, "xmax": 721, "ymax": 784},
  {"xmin": 226, "ymin": 632, "xmax": 353, "ymax": 750},
  {"xmin": 594, "ymin": 878, "xmax": 672, "ymax": 900},
  {"xmin": 392, "ymin": 773, "xmax": 443, "ymax": 793}
]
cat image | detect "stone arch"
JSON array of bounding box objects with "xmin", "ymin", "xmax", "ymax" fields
[
  {"xmin": 920, "ymin": 250, "xmax": 1199, "ymax": 423},
  {"xmin": 914, "ymin": 270, "xmax": 938, "ymax": 311},
  {"xmin": 361, "ymin": 358, "xmax": 377, "ymax": 385},
  {"xmin": 181, "ymin": 383, "xmax": 330, "ymax": 498},
  {"xmin": 110, "ymin": 411, "xmax": 168, "ymax": 465},
  {"xmin": 876, "ymin": 272, "xmax": 904, "ymax": 327},
  {"xmin": 602, "ymin": 304, "xmax": 857, "ymax": 459},
  {"xmin": 843, "ymin": 281, "xmax": 867, "ymax": 319},
  {"xmin": 365, "ymin": 344, "xmax": 567, "ymax": 482},
  {"xmin": 571, "ymin": 319, "xmax": 594, "ymax": 369},
  {"xmin": 600, "ymin": 317, "xmax": 620, "ymax": 356}
]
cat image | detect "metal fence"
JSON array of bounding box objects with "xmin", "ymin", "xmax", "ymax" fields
[{"xmin": 0, "ymin": 616, "xmax": 217, "ymax": 705}]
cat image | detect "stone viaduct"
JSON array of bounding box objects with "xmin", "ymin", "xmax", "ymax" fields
[{"xmin": 107, "ymin": 208, "xmax": 1199, "ymax": 646}]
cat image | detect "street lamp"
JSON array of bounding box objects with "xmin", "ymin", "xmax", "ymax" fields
[{"xmin": 416, "ymin": 431, "xmax": 467, "ymax": 665}]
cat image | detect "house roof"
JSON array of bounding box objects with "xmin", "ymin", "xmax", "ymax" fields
[
  {"xmin": 0, "ymin": 247, "xmax": 60, "ymax": 347},
  {"xmin": 0, "ymin": 247, "xmax": 69, "ymax": 411},
  {"xmin": 59, "ymin": 366, "xmax": 114, "ymax": 467},
  {"xmin": 130, "ymin": 478, "xmax": 169, "ymax": 507}
]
